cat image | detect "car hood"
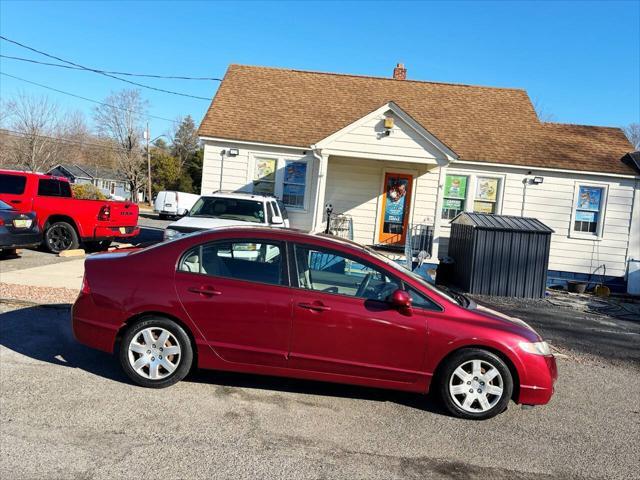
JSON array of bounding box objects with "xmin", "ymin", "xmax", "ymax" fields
[
  {"xmin": 474, "ymin": 304, "xmax": 540, "ymax": 338},
  {"xmin": 168, "ymin": 216, "xmax": 264, "ymax": 230}
]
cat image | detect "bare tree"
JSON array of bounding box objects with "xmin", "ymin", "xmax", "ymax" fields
[
  {"xmin": 1, "ymin": 92, "xmax": 63, "ymax": 171},
  {"xmin": 93, "ymin": 89, "xmax": 148, "ymax": 201},
  {"xmin": 532, "ymin": 97, "xmax": 556, "ymax": 123},
  {"xmin": 624, "ymin": 123, "xmax": 640, "ymax": 150}
]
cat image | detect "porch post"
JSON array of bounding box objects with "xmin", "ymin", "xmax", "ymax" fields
[
  {"xmin": 312, "ymin": 151, "xmax": 329, "ymax": 232},
  {"xmin": 430, "ymin": 163, "xmax": 448, "ymax": 261}
]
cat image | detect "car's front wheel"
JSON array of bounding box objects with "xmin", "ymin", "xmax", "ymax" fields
[
  {"xmin": 438, "ymin": 348, "xmax": 513, "ymax": 420},
  {"xmin": 119, "ymin": 317, "xmax": 193, "ymax": 388}
]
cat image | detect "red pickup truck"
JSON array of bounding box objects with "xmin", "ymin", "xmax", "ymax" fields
[{"xmin": 0, "ymin": 169, "xmax": 140, "ymax": 253}]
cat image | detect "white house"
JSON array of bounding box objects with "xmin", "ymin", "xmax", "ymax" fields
[{"xmin": 197, "ymin": 64, "xmax": 639, "ymax": 292}]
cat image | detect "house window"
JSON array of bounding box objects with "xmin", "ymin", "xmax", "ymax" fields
[
  {"xmin": 441, "ymin": 175, "xmax": 468, "ymax": 219},
  {"xmin": 473, "ymin": 177, "xmax": 500, "ymax": 214},
  {"xmin": 252, "ymin": 158, "xmax": 277, "ymax": 195},
  {"xmin": 573, "ymin": 185, "xmax": 604, "ymax": 234},
  {"xmin": 282, "ymin": 161, "xmax": 307, "ymax": 208}
]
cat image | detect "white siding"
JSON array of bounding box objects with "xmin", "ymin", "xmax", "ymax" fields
[
  {"xmin": 201, "ymin": 141, "xmax": 317, "ymax": 230},
  {"xmin": 324, "ymin": 156, "xmax": 439, "ymax": 246},
  {"xmin": 324, "ymin": 112, "xmax": 447, "ymax": 164},
  {"xmin": 437, "ymin": 164, "xmax": 636, "ymax": 278}
]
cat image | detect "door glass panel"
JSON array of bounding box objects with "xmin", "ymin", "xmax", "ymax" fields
[
  {"xmin": 294, "ymin": 245, "xmax": 400, "ymax": 300},
  {"xmin": 382, "ymin": 175, "xmax": 410, "ymax": 235},
  {"xmin": 180, "ymin": 241, "xmax": 283, "ymax": 285}
]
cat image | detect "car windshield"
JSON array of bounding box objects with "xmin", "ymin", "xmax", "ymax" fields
[
  {"xmin": 364, "ymin": 247, "xmax": 470, "ymax": 307},
  {"xmin": 0, "ymin": 200, "xmax": 12, "ymax": 210},
  {"xmin": 189, "ymin": 197, "xmax": 265, "ymax": 223}
]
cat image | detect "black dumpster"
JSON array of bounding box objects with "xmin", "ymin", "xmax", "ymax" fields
[{"xmin": 447, "ymin": 212, "xmax": 554, "ymax": 298}]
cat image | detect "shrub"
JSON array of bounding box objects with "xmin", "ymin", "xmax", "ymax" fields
[{"xmin": 72, "ymin": 183, "xmax": 107, "ymax": 200}]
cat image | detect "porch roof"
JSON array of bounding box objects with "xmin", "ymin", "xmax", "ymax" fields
[{"xmin": 198, "ymin": 65, "xmax": 635, "ymax": 175}]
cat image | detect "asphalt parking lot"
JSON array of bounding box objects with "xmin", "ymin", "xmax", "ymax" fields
[
  {"xmin": 1, "ymin": 212, "xmax": 639, "ymax": 479},
  {"xmin": 1, "ymin": 297, "xmax": 639, "ymax": 479}
]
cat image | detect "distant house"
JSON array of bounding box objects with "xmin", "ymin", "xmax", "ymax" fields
[
  {"xmin": 197, "ymin": 63, "xmax": 639, "ymax": 293},
  {"xmin": 47, "ymin": 163, "xmax": 131, "ymax": 200}
]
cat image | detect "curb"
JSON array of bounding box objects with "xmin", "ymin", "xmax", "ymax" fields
[{"xmin": 0, "ymin": 298, "xmax": 71, "ymax": 309}]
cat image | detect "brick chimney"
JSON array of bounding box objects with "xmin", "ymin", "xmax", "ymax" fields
[{"xmin": 393, "ymin": 63, "xmax": 407, "ymax": 80}]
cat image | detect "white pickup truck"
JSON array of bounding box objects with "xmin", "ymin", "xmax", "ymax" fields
[{"xmin": 163, "ymin": 191, "xmax": 290, "ymax": 241}]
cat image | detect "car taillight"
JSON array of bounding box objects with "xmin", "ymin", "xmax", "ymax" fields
[
  {"xmin": 0, "ymin": 218, "xmax": 4, "ymax": 226},
  {"xmin": 80, "ymin": 274, "xmax": 91, "ymax": 294},
  {"xmin": 98, "ymin": 205, "xmax": 111, "ymax": 221}
]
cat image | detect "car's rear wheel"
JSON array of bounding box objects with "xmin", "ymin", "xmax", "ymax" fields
[
  {"xmin": 438, "ymin": 348, "xmax": 513, "ymax": 420},
  {"xmin": 119, "ymin": 317, "xmax": 193, "ymax": 388},
  {"xmin": 44, "ymin": 221, "xmax": 79, "ymax": 253}
]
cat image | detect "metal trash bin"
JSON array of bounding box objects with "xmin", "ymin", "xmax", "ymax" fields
[{"xmin": 447, "ymin": 212, "xmax": 554, "ymax": 298}]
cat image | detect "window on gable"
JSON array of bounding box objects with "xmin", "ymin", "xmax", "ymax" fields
[
  {"xmin": 441, "ymin": 175, "xmax": 468, "ymax": 220},
  {"xmin": 573, "ymin": 185, "xmax": 604, "ymax": 234}
]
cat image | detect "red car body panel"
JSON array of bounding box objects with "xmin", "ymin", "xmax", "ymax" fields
[
  {"xmin": 72, "ymin": 228, "xmax": 557, "ymax": 405},
  {"xmin": 0, "ymin": 169, "xmax": 140, "ymax": 242}
]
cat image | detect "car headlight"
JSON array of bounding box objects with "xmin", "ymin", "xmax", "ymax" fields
[
  {"xmin": 163, "ymin": 228, "xmax": 181, "ymax": 241},
  {"xmin": 519, "ymin": 341, "xmax": 552, "ymax": 356}
]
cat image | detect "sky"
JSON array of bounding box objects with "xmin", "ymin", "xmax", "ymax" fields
[{"xmin": 0, "ymin": 0, "xmax": 638, "ymax": 138}]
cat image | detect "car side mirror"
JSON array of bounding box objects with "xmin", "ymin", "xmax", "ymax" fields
[
  {"xmin": 390, "ymin": 289, "xmax": 412, "ymax": 311},
  {"xmin": 271, "ymin": 215, "xmax": 283, "ymax": 225}
]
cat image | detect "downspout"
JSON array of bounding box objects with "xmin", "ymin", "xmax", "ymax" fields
[{"xmin": 310, "ymin": 145, "xmax": 324, "ymax": 231}]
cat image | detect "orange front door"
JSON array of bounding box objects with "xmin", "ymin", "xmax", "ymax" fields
[{"xmin": 378, "ymin": 172, "xmax": 413, "ymax": 244}]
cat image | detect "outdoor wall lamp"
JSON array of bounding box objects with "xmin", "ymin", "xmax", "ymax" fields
[
  {"xmin": 384, "ymin": 117, "xmax": 394, "ymax": 136},
  {"xmin": 532, "ymin": 176, "xmax": 544, "ymax": 184},
  {"xmin": 227, "ymin": 148, "xmax": 239, "ymax": 156}
]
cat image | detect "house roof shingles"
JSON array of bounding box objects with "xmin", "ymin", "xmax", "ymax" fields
[{"xmin": 198, "ymin": 65, "xmax": 636, "ymax": 175}]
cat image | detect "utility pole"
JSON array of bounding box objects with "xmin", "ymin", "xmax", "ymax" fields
[{"xmin": 145, "ymin": 122, "xmax": 152, "ymax": 205}]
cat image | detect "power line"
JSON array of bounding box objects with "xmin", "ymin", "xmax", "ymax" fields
[
  {"xmin": 1, "ymin": 128, "xmax": 126, "ymax": 153},
  {"xmin": 0, "ymin": 71, "xmax": 176, "ymax": 123},
  {"xmin": 0, "ymin": 54, "xmax": 223, "ymax": 81},
  {"xmin": 0, "ymin": 36, "xmax": 213, "ymax": 101}
]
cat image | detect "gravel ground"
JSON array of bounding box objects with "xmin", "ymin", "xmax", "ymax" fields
[
  {"xmin": 0, "ymin": 283, "xmax": 79, "ymax": 304},
  {"xmin": 1, "ymin": 302, "xmax": 639, "ymax": 480}
]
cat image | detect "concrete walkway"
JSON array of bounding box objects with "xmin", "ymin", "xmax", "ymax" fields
[{"xmin": 0, "ymin": 258, "xmax": 85, "ymax": 289}]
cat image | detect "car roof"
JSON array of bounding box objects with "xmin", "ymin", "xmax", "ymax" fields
[
  {"xmin": 0, "ymin": 169, "xmax": 69, "ymax": 182},
  {"xmin": 181, "ymin": 225, "xmax": 368, "ymax": 252},
  {"xmin": 203, "ymin": 190, "xmax": 276, "ymax": 201}
]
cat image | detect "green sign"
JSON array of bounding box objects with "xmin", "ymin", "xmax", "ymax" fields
[{"xmin": 444, "ymin": 175, "xmax": 467, "ymax": 199}]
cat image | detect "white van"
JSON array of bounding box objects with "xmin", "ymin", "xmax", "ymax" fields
[{"xmin": 154, "ymin": 191, "xmax": 201, "ymax": 219}]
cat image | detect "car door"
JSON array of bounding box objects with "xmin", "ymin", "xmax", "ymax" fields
[
  {"xmin": 174, "ymin": 238, "xmax": 293, "ymax": 368},
  {"xmin": 0, "ymin": 173, "xmax": 30, "ymax": 212},
  {"xmin": 288, "ymin": 243, "xmax": 428, "ymax": 383}
]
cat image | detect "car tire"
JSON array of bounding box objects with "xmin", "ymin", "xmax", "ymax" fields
[
  {"xmin": 158, "ymin": 213, "xmax": 167, "ymax": 220},
  {"xmin": 119, "ymin": 317, "xmax": 193, "ymax": 388},
  {"xmin": 44, "ymin": 221, "xmax": 79, "ymax": 253},
  {"xmin": 84, "ymin": 240, "xmax": 112, "ymax": 252},
  {"xmin": 438, "ymin": 348, "xmax": 513, "ymax": 420}
]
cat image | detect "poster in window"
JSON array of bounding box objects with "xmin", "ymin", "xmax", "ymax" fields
[
  {"xmin": 473, "ymin": 201, "xmax": 495, "ymax": 214},
  {"xmin": 254, "ymin": 158, "xmax": 276, "ymax": 182},
  {"xmin": 443, "ymin": 198, "xmax": 463, "ymax": 210},
  {"xmin": 476, "ymin": 177, "xmax": 498, "ymax": 202},
  {"xmin": 577, "ymin": 186, "xmax": 602, "ymax": 211},
  {"xmin": 575, "ymin": 210, "xmax": 597, "ymax": 222},
  {"xmin": 284, "ymin": 161, "xmax": 306, "ymax": 183},
  {"xmin": 444, "ymin": 175, "xmax": 467, "ymax": 199},
  {"xmin": 382, "ymin": 176, "xmax": 409, "ymax": 235}
]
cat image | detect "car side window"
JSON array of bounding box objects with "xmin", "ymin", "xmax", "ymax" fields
[
  {"xmin": 406, "ymin": 286, "xmax": 442, "ymax": 311},
  {"xmin": 179, "ymin": 241, "xmax": 285, "ymax": 286},
  {"xmin": 294, "ymin": 245, "xmax": 400, "ymax": 301},
  {"xmin": 0, "ymin": 174, "xmax": 27, "ymax": 194}
]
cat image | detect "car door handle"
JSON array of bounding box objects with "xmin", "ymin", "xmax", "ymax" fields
[
  {"xmin": 10, "ymin": 200, "xmax": 21, "ymax": 204},
  {"xmin": 297, "ymin": 302, "xmax": 331, "ymax": 312},
  {"xmin": 187, "ymin": 286, "xmax": 222, "ymax": 297}
]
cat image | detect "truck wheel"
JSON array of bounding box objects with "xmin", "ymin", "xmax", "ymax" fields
[
  {"xmin": 84, "ymin": 240, "xmax": 112, "ymax": 252},
  {"xmin": 44, "ymin": 222, "xmax": 79, "ymax": 253}
]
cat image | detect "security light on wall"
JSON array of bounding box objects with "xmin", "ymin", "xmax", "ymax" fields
[
  {"xmin": 383, "ymin": 117, "xmax": 394, "ymax": 136},
  {"xmin": 227, "ymin": 148, "xmax": 239, "ymax": 156},
  {"xmin": 532, "ymin": 176, "xmax": 544, "ymax": 184}
]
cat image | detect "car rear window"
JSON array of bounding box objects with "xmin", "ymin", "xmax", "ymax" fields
[
  {"xmin": 0, "ymin": 174, "xmax": 27, "ymax": 194},
  {"xmin": 38, "ymin": 179, "xmax": 72, "ymax": 197},
  {"xmin": 189, "ymin": 197, "xmax": 265, "ymax": 223}
]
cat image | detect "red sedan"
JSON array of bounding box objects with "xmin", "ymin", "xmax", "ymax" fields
[{"xmin": 72, "ymin": 227, "xmax": 557, "ymax": 420}]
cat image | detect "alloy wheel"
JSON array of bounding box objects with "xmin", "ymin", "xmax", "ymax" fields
[
  {"xmin": 127, "ymin": 327, "xmax": 182, "ymax": 380},
  {"xmin": 448, "ymin": 359, "xmax": 504, "ymax": 413},
  {"xmin": 47, "ymin": 225, "xmax": 73, "ymax": 251}
]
